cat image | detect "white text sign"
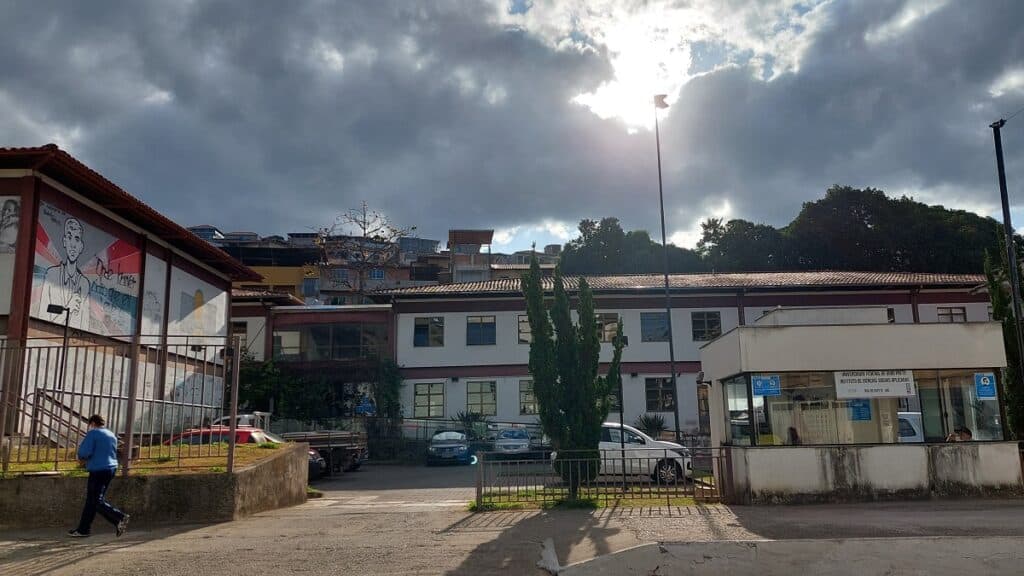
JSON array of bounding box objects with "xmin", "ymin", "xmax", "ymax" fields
[{"xmin": 835, "ymin": 370, "xmax": 916, "ymax": 399}]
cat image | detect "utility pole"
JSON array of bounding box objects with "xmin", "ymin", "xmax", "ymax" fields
[
  {"xmin": 991, "ymin": 119, "xmax": 1024, "ymax": 397},
  {"xmin": 654, "ymin": 95, "xmax": 683, "ymax": 443}
]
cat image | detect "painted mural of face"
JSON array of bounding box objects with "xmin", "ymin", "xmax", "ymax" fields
[
  {"xmin": 0, "ymin": 199, "xmax": 17, "ymax": 226},
  {"xmin": 63, "ymin": 218, "xmax": 85, "ymax": 264}
]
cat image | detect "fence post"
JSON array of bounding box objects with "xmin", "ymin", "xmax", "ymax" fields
[
  {"xmin": 226, "ymin": 337, "xmax": 241, "ymax": 474},
  {"xmin": 475, "ymin": 451, "xmax": 484, "ymax": 509},
  {"xmin": 121, "ymin": 333, "xmax": 142, "ymax": 477},
  {"xmin": 0, "ymin": 342, "xmax": 11, "ymax": 474}
]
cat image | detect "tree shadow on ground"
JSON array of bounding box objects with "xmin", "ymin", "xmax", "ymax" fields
[{"xmin": 443, "ymin": 509, "xmax": 639, "ymax": 575}]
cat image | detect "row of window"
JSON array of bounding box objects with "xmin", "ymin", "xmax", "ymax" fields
[
  {"xmin": 412, "ymin": 378, "xmax": 677, "ymax": 418},
  {"xmin": 412, "ymin": 312, "xmax": 724, "ymax": 348}
]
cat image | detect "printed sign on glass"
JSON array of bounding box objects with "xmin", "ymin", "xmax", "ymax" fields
[
  {"xmin": 975, "ymin": 372, "xmax": 997, "ymax": 399},
  {"xmin": 847, "ymin": 399, "xmax": 872, "ymax": 421},
  {"xmin": 752, "ymin": 375, "xmax": 781, "ymax": 397},
  {"xmin": 835, "ymin": 370, "xmax": 915, "ymax": 399}
]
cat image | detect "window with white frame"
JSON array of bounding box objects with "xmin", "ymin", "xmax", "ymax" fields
[
  {"xmin": 466, "ymin": 381, "xmax": 497, "ymax": 416},
  {"xmin": 467, "ymin": 316, "xmax": 497, "ymax": 346},
  {"xmin": 519, "ymin": 380, "xmax": 537, "ymax": 415},
  {"xmin": 937, "ymin": 306, "xmax": 967, "ymax": 323},
  {"xmin": 370, "ymin": 268, "xmax": 385, "ymax": 280},
  {"xmin": 691, "ymin": 311, "xmax": 722, "ymax": 341},
  {"xmin": 596, "ymin": 313, "xmax": 619, "ymax": 343},
  {"xmin": 414, "ymin": 317, "xmax": 445, "ymax": 347},
  {"xmin": 645, "ymin": 377, "xmax": 676, "ymax": 411},
  {"xmin": 640, "ymin": 312, "xmax": 670, "ymax": 342},
  {"xmin": 414, "ymin": 383, "xmax": 445, "ymax": 418},
  {"xmin": 518, "ymin": 314, "xmax": 531, "ymax": 344}
]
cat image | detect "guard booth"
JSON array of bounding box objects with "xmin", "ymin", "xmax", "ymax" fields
[{"xmin": 700, "ymin": 306, "xmax": 1023, "ymax": 503}]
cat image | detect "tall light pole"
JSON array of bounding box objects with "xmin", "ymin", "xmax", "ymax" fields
[
  {"xmin": 654, "ymin": 94, "xmax": 683, "ymax": 442},
  {"xmin": 991, "ymin": 119, "xmax": 1024, "ymax": 404},
  {"xmin": 46, "ymin": 304, "xmax": 71, "ymax": 391}
]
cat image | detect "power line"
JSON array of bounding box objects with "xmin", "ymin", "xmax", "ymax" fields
[{"xmin": 1005, "ymin": 103, "xmax": 1024, "ymax": 123}]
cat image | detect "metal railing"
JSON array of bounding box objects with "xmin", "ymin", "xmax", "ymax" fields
[
  {"xmin": 475, "ymin": 447, "xmax": 728, "ymax": 508},
  {"xmin": 0, "ymin": 335, "xmax": 242, "ymax": 476}
]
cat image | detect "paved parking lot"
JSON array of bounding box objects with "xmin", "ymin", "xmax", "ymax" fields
[{"xmin": 312, "ymin": 463, "xmax": 477, "ymax": 510}]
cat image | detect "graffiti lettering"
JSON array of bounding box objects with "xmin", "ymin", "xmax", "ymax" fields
[{"xmin": 94, "ymin": 257, "xmax": 139, "ymax": 290}]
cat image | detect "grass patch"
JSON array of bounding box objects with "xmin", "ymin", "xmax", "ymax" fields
[
  {"xmin": 472, "ymin": 487, "xmax": 699, "ymax": 511},
  {"xmin": 306, "ymin": 486, "xmax": 324, "ymax": 499},
  {"xmin": 4, "ymin": 444, "xmax": 284, "ymax": 476},
  {"xmin": 257, "ymin": 442, "xmax": 280, "ymax": 449}
]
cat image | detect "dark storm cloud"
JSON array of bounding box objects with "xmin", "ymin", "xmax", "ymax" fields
[{"xmin": 0, "ymin": 0, "xmax": 1022, "ymax": 247}]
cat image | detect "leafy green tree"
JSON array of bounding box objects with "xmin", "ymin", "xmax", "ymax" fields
[
  {"xmin": 985, "ymin": 246, "xmax": 1024, "ymax": 439},
  {"xmin": 522, "ymin": 258, "xmax": 624, "ymax": 499},
  {"xmin": 561, "ymin": 217, "xmax": 704, "ymax": 275}
]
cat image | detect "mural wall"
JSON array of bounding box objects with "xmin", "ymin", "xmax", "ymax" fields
[
  {"xmin": 140, "ymin": 254, "xmax": 167, "ymax": 344},
  {"xmin": 168, "ymin": 265, "xmax": 227, "ymax": 338},
  {"xmin": 31, "ymin": 201, "xmax": 141, "ymax": 336},
  {"xmin": 0, "ymin": 195, "xmax": 20, "ymax": 315}
]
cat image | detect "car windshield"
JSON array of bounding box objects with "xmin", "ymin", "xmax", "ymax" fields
[
  {"xmin": 432, "ymin": 431, "xmax": 466, "ymax": 442},
  {"xmin": 498, "ymin": 429, "xmax": 529, "ymax": 440}
]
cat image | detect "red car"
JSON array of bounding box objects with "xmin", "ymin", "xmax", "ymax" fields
[{"xmin": 164, "ymin": 425, "xmax": 285, "ymax": 446}]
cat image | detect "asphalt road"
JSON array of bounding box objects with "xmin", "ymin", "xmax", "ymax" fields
[{"xmin": 4, "ymin": 464, "xmax": 1024, "ymax": 575}]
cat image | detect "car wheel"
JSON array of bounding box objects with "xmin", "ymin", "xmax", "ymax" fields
[{"xmin": 653, "ymin": 460, "xmax": 682, "ymax": 484}]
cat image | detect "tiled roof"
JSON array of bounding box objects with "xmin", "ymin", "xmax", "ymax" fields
[
  {"xmin": 232, "ymin": 289, "xmax": 305, "ymax": 305},
  {"xmin": 490, "ymin": 263, "xmax": 557, "ymax": 270},
  {"xmin": 0, "ymin": 145, "xmax": 260, "ymax": 281},
  {"xmin": 381, "ymin": 271, "xmax": 986, "ymax": 297}
]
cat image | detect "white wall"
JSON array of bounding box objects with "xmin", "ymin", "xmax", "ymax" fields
[
  {"xmin": 395, "ymin": 305, "xmax": 739, "ymax": 368},
  {"xmin": 168, "ymin": 265, "xmax": 227, "ymax": 338},
  {"xmin": 729, "ymin": 443, "xmax": 1022, "ymax": 503},
  {"xmin": 234, "ymin": 316, "xmax": 267, "ymax": 361},
  {"xmin": 399, "ymin": 371, "xmax": 702, "ymax": 432},
  {"xmin": 732, "ymin": 322, "xmax": 1006, "ymax": 373},
  {"xmin": 917, "ymin": 301, "xmax": 990, "ymax": 323},
  {"xmin": 140, "ymin": 254, "xmax": 167, "ymax": 345},
  {"xmin": 754, "ymin": 306, "xmax": 888, "ymax": 326}
]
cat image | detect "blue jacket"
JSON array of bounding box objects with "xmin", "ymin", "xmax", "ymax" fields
[{"xmin": 77, "ymin": 427, "xmax": 119, "ymax": 472}]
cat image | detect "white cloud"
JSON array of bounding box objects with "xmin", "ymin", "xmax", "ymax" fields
[
  {"xmin": 492, "ymin": 220, "xmax": 574, "ymax": 250},
  {"xmin": 865, "ymin": 0, "xmax": 950, "ymax": 45},
  {"xmin": 990, "ymin": 67, "xmax": 1024, "ymax": 98},
  {"xmin": 492, "ymin": 225, "xmax": 521, "ymax": 245},
  {"xmin": 312, "ymin": 40, "xmax": 345, "ymax": 73},
  {"xmin": 668, "ymin": 198, "xmax": 732, "ymax": 249},
  {"xmin": 142, "ymin": 88, "xmax": 174, "ymax": 105},
  {"xmin": 502, "ymin": 0, "xmax": 830, "ymax": 129}
]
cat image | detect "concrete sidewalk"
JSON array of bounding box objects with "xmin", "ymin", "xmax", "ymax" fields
[
  {"xmin": 3, "ymin": 475, "xmax": 1024, "ymax": 576},
  {"xmin": 558, "ymin": 537, "xmax": 1024, "ymax": 576}
]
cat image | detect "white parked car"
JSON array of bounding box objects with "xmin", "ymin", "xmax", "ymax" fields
[
  {"xmin": 897, "ymin": 412, "xmax": 925, "ymax": 443},
  {"xmin": 493, "ymin": 428, "xmax": 534, "ymax": 457},
  {"xmin": 553, "ymin": 422, "xmax": 693, "ymax": 483}
]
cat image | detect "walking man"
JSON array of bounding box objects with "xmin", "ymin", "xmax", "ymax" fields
[{"xmin": 69, "ymin": 414, "xmax": 130, "ymax": 538}]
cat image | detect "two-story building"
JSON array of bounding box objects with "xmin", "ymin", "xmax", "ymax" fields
[{"xmin": 383, "ymin": 271, "xmax": 990, "ymax": 432}]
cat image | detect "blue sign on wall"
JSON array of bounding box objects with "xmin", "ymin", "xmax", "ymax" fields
[
  {"xmin": 752, "ymin": 375, "xmax": 781, "ymax": 397},
  {"xmin": 975, "ymin": 372, "xmax": 997, "ymax": 399},
  {"xmin": 355, "ymin": 396, "xmax": 377, "ymax": 416},
  {"xmin": 848, "ymin": 399, "xmax": 872, "ymax": 421}
]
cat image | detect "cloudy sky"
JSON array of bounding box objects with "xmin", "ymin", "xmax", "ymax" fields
[{"xmin": 3, "ymin": 0, "xmax": 1024, "ymax": 252}]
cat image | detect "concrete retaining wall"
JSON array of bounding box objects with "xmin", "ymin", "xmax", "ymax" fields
[
  {"xmin": 0, "ymin": 442, "xmax": 308, "ymax": 529},
  {"xmin": 726, "ymin": 442, "xmax": 1023, "ymax": 504}
]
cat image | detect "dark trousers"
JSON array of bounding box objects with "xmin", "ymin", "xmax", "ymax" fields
[{"xmin": 76, "ymin": 468, "xmax": 125, "ymax": 534}]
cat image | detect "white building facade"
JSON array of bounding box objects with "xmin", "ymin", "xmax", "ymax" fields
[{"xmin": 385, "ymin": 271, "xmax": 992, "ymax": 434}]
